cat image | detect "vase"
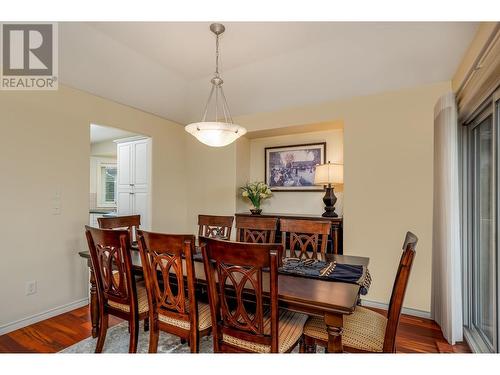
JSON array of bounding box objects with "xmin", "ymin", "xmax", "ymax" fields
[{"xmin": 250, "ymin": 208, "xmax": 262, "ymax": 215}]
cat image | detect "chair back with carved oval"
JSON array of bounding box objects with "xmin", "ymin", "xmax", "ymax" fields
[
  {"xmin": 98, "ymin": 215, "xmax": 141, "ymax": 243},
  {"xmin": 383, "ymin": 231, "xmax": 418, "ymax": 352},
  {"xmin": 200, "ymin": 237, "xmax": 282, "ymax": 352},
  {"xmin": 137, "ymin": 230, "xmax": 197, "ymax": 329},
  {"xmin": 235, "ymin": 216, "xmax": 278, "ymax": 244},
  {"xmin": 198, "ymin": 214, "xmax": 234, "ymax": 239},
  {"xmin": 280, "ymin": 218, "xmax": 330, "ymax": 259},
  {"xmin": 85, "ymin": 226, "xmax": 137, "ymax": 311}
]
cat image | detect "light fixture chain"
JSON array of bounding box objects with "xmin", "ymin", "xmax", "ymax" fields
[
  {"xmin": 215, "ymin": 34, "xmax": 220, "ymax": 76},
  {"xmin": 215, "ymin": 83, "xmax": 219, "ymax": 121}
]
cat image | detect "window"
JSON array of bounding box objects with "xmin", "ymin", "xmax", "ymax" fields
[
  {"xmin": 461, "ymin": 88, "xmax": 499, "ymax": 353},
  {"xmin": 97, "ymin": 163, "xmax": 117, "ymax": 207}
]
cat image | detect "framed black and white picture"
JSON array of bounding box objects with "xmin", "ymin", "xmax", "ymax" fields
[{"xmin": 265, "ymin": 142, "xmax": 326, "ymax": 191}]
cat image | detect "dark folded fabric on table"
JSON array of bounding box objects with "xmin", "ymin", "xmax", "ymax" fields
[{"xmin": 279, "ymin": 258, "xmax": 372, "ymax": 295}]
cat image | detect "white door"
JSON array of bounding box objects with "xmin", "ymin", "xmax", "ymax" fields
[
  {"xmin": 133, "ymin": 140, "xmax": 149, "ymax": 190},
  {"xmin": 134, "ymin": 191, "xmax": 150, "ymax": 229},
  {"xmin": 117, "ymin": 143, "xmax": 133, "ymax": 193},
  {"xmin": 116, "ymin": 138, "xmax": 151, "ymax": 230},
  {"xmin": 117, "ymin": 191, "xmax": 133, "ymax": 216}
]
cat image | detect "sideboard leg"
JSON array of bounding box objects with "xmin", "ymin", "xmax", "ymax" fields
[{"xmin": 332, "ymin": 225, "xmax": 339, "ymax": 254}]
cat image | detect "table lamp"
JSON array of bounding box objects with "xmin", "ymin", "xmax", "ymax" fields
[{"xmin": 314, "ymin": 161, "xmax": 343, "ymax": 217}]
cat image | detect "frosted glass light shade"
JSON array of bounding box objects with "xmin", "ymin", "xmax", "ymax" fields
[
  {"xmin": 314, "ymin": 162, "xmax": 344, "ymax": 185},
  {"xmin": 185, "ymin": 122, "xmax": 247, "ymax": 147}
]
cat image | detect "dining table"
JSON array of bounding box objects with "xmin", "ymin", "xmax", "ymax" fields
[{"xmin": 78, "ymin": 244, "xmax": 369, "ymax": 353}]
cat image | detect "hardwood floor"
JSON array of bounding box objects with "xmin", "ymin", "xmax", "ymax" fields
[
  {"xmin": 388, "ymin": 311, "xmax": 470, "ymax": 353},
  {"xmin": 0, "ymin": 307, "xmax": 122, "ymax": 353},
  {"xmin": 0, "ymin": 305, "xmax": 470, "ymax": 353}
]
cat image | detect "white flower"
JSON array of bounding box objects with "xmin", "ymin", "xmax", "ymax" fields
[{"xmin": 240, "ymin": 182, "xmax": 271, "ymax": 203}]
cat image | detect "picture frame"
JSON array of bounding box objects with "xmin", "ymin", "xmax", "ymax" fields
[{"xmin": 264, "ymin": 142, "xmax": 326, "ymax": 192}]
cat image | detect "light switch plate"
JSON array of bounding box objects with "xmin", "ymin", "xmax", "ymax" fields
[
  {"xmin": 51, "ymin": 193, "xmax": 61, "ymax": 215},
  {"xmin": 25, "ymin": 280, "xmax": 37, "ymax": 296}
]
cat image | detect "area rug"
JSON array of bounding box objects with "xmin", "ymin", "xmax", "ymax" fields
[
  {"xmin": 60, "ymin": 321, "xmax": 214, "ymax": 353},
  {"xmin": 60, "ymin": 321, "xmax": 313, "ymax": 353}
]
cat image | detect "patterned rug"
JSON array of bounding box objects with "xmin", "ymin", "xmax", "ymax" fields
[
  {"xmin": 61, "ymin": 321, "xmax": 213, "ymax": 353},
  {"xmin": 60, "ymin": 321, "xmax": 313, "ymax": 353}
]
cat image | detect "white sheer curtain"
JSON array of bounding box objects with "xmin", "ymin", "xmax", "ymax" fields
[{"xmin": 431, "ymin": 92, "xmax": 463, "ymax": 344}]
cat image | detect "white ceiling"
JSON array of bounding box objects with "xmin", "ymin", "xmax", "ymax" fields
[
  {"xmin": 60, "ymin": 22, "xmax": 478, "ymax": 125},
  {"xmin": 90, "ymin": 124, "xmax": 138, "ymax": 144}
]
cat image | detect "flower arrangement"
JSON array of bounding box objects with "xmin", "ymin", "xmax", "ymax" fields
[{"xmin": 240, "ymin": 182, "xmax": 272, "ymax": 214}]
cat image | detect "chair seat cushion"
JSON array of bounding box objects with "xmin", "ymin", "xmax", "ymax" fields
[
  {"xmin": 222, "ymin": 309, "xmax": 308, "ymax": 353},
  {"xmin": 303, "ymin": 306, "xmax": 387, "ymax": 352},
  {"xmin": 158, "ymin": 302, "xmax": 212, "ymax": 331},
  {"xmin": 107, "ymin": 283, "xmax": 149, "ymax": 314}
]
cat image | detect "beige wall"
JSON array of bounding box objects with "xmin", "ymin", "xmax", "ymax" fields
[
  {"xmin": 235, "ymin": 137, "xmax": 251, "ymax": 214},
  {"xmin": 246, "ymin": 128, "xmax": 344, "ymax": 216},
  {"xmin": 235, "ymin": 81, "xmax": 452, "ymax": 312},
  {"xmin": 185, "ymin": 136, "xmax": 238, "ymax": 237},
  {"xmin": 90, "ymin": 140, "xmax": 117, "ymax": 157},
  {"xmin": 0, "ymin": 85, "xmax": 188, "ymax": 331}
]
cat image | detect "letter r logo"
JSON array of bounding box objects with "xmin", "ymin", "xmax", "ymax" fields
[{"xmin": 2, "ymin": 24, "xmax": 53, "ymax": 76}]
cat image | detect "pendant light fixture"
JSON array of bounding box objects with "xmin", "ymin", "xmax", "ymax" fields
[{"xmin": 185, "ymin": 23, "xmax": 247, "ymax": 147}]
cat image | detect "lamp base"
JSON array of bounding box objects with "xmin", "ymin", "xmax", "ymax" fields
[
  {"xmin": 322, "ymin": 185, "xmax": 338, "ymax": 217},
  {"xmin": 322, "ymin": 210, "xmax": 338, "ymax": 218}
]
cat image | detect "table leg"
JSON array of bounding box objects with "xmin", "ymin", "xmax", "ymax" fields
[
  {"xmin": 324, "ymin": 312, "xmax": 344, "ymax": 353},
  {"xmin": 89, "ymin": 266, "xmax": 99, "ymax": 338}
]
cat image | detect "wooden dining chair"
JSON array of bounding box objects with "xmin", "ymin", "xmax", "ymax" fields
[
  {"xmin": 280, "ymin": 218, "xmax": 331, "ymax": 259},
  {"xmin": 198, "ymin": 214, "xmax": 234, "ymax": 239},
  {"xmin": 200, "ymin": 237, "xmax": 308, "ymax": 353},
  {"xmin": 136, "ymin": 230, "xmax": 212, "ymax": 353},
  {"xmin": 98, "ymin": 215, "xmax": 141, "ymax": 243},
  {"xmin": 85, "ymin": 226, "xmax": 149, "ymax": 353},
  {"xmin": 300, "ymin": 231, "xmax": 418, "ymax": 353},
  {"xmin": 235, "ymin": 216, "xmax": 278, "ymax": 243},
  {"xmin": 98, "ymin": 214, "xmax": 149, "ymax": 331}
]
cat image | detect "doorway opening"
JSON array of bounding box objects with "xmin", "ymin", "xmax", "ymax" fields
[{"xmin": 89, "ymin": 124, "xmax": 152, "ymax": 230}]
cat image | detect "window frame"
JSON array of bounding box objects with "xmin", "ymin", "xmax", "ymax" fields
[
  {"xmin": 96, "ymin": 161, "xmax": 117, "ymax": 208},
  {"xmin": 461, "ymin": 87, "xmax": 500, "ymax": 353}
]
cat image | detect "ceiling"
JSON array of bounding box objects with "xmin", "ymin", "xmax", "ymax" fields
[
  {"xmin": 60, "ymin": 22, "xmax": 478, "ymax": 125},
  {"xmin": 90, "ymin": 124, "xmax": 138, "ymax": 144}
]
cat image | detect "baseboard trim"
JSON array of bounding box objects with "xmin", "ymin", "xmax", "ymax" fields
[
  {"xmin": 0, "ymin": 297, "xmax": 89, "ymax": 335},
  {"xmin": 360, "ymin": 299, "xmax": 431, "ymax": 319}
]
